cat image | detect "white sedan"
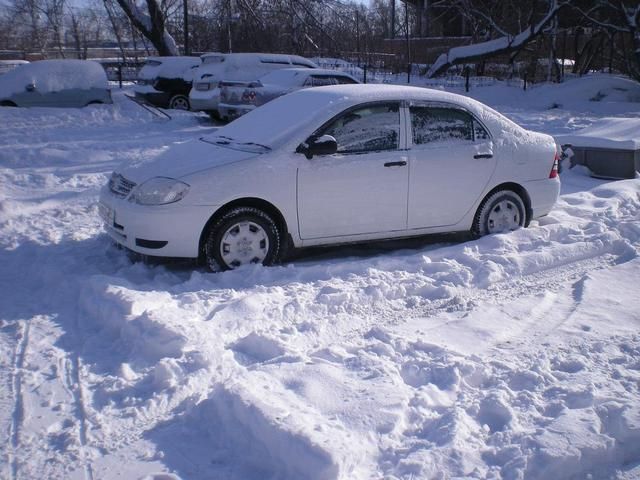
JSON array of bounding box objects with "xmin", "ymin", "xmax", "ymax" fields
[{"xmin": 99, "ymin": 85, "xmax": 560, "ymax": 271}]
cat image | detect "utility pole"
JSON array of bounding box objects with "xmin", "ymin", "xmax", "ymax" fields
[{"xmin": 183, "ymin": 0, "xmax": 189, "ymax": 55}]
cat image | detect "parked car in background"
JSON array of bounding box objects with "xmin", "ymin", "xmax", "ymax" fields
[
  {"xmin": 189, "ymin": 53, "xmax": 317, "ymax": 118},
  {"xmin": 0, "ymin": 60, "xmax": 112, "ymax": 108},
  {"xmin": 99, "ymin": 84, "xmax": 560, "ymax": 271},
  {"xmin": 219, "ymin": 68, "xmax": 360, "ymax": 120},
  {"xmin": 134, "ymin": 56, "xmax": 200, "ymax": 110},
  {"xmin": 0, "ymin": 60, "xmax": 29, "ymax": 76}
]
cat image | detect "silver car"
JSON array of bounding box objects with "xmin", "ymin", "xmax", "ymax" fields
[
  {"xmin": 218, "ymin": 68, "xmax": 359, "ymax": 120},
  {"xmin": 0, "ymin": 59, "xmax": 112, "ymax": 108}
]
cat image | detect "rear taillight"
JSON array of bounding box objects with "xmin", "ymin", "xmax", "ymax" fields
[
  {"xmin": 549, "ymin": 152, "xmax": 559, "ymax": 178},
  {"xmin": 242, "ymin": 90, "xmax": 257, "ymax": 103}
]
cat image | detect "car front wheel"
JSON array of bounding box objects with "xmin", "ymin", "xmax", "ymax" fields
[
  {"xmin": 169, "ymin": 95, "xmax": 190, "ymax": 110},
  {"xmin": 472, "ymin": 189, "xmax": 526, "ymax": 237},
  {"xmin": 204, "ymin": 207, "xmax": 281, "ymax": 271}
]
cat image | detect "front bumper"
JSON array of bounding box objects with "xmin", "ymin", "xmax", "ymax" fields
[{"xmin": 98, "ymin": 187, "xmax": 217, "ymax": 258}]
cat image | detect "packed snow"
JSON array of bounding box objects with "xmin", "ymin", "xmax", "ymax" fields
[{"xmin": 0, "ymin": 75, "xmax": 639, "ymax": 480}]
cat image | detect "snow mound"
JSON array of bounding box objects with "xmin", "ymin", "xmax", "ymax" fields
[{"xmin": 556, "ymin": 117, "xmax": 640, "ymax": 150}]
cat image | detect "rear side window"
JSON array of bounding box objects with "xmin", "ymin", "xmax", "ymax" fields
[
  {"xmin": 318, "ymin": 103, "xmax": 400, "ymax": 154},
  {"xmin": 292, "ymin": 61, "xmax": 315, "ymax": 68},
  {"xmin": 305, "ymin": 75, "xmax": 336, "ymax": 87},
  {"xmin": 410, "ymin": 106, "xmax": 473, "ymax": 145},
  {"xmin": 335, "ymin": 76, "xmax": 358, "ymax": 85}
]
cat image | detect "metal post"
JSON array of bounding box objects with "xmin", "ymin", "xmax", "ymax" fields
[
  {"xmin": 227, "ymin": 0, "xmax": 232, "ymax": 53},
  {"xmin": 356, "ymin": 8, "xmax": 361, "ymax": 66},
  {"xmin": 118, "ymin": 64, "xmax": 123, "ymax": 89},
  {"xmin": 364, "ymin": 64, "xmax": 367, "ymax": 84},
  {"xmin": 523, "ymin": 72, "xmax": 527, "ymax": 91},
  {"xmin": 465, "ymin": 66, "xmax": 470, "ymax": 92}
]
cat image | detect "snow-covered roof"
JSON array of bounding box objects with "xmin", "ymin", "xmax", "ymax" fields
[
  {"xmin": 137, "ymin": 56, "xmax": 201, "ymax": 81},
  {"xmin": 193, "ymin": 53, "xmax": 317, "ymax": 82},
  {"xmin": 206, "ymin": 84, "xmax": 525, "ymax": 150},
  {"xmin": 0, "ymin": 59, "xmax": 107, "ymax": 96},
  {"xmin": 0, "ymin": 60, "xmax": 29, "ymax": 75},
  {"xmin": 259, "ymin": 68, "xmax": 358, "ymax": 86}
]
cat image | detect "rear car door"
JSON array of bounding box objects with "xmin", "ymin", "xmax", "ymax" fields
[
  {"xmin": 407, "ymin": 103, "xmax": 497, "ymax": 228},
  {"xmin": 297, "ymin": 102, "xmax": 409, "ymax": 239}
]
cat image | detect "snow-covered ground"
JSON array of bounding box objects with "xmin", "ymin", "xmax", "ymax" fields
[{"xmin": 1, "ymin": 77, "xmax": 639, "ymax": 480}]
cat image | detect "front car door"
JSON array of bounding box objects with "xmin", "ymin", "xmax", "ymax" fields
[
  {"xmin": 297, "ymin": 101, "xmax": 409, "ymax": 240},
  {"xmin": 407, "ymin": 103, "xmax": 497, "ymax": 229}
]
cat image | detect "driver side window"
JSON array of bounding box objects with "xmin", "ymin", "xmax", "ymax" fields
[{"xmin": 318, "ymin": 103, "xmax": 400, "ymax": 154}]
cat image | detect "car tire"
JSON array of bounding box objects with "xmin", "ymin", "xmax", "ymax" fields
[
  {"xmin": 472, "ymin": 189, "xmax": 526, "ymax": 237},
  {"xmin": 204, "ymin": 207, "xmax": 281, "ymax": 272},
  {"xmin": 169, "ymin": 95, "xmax": 190, "ymax": 110},
  {"xmin": 0, "ymin": 101, "xmax": 17, "ymax": 107}
]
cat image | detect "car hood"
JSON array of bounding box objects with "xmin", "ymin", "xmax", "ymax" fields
[{"xmin": 117, "ymin": 138, "xmax": 259, "ymax": 183}]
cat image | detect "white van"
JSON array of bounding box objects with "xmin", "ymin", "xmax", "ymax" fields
[{"xmin": 189, "ymin": 52, "xmax": 317, "ymax": 118}]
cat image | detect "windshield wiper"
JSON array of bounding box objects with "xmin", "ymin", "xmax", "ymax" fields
[{"xmin": 241, "ymin": 141, "xmax": 271, "ymax": 151}]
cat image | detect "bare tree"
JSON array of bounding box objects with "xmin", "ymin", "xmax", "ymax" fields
[
  {"xmin": 112, "ymin": 0, "xmax": 179, "ymax": 55},
  {"xmin": 426, "ymin": 0, "xmax": 570, "ymax": 77},
  {"xmin": 575, "ymin": 0, "xmax": 640, "ymax": 80}
]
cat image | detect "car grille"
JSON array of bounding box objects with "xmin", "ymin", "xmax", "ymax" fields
[{"xmin": 109, "ymin": 173, "xmax": 136, "ymax": 198}]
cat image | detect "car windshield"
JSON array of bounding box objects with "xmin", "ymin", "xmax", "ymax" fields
[{"xmin": 201, "ymin": 89, "xmax": 343, "ymax": 150}]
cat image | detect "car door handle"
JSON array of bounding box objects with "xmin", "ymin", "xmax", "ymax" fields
[
  {"xmin": 384, "ymin": 161, "xmax": 407, "ymax": 167},
  {"xmin": 473, "ymin": 153, "xmax": 493, "ymax": 159}
]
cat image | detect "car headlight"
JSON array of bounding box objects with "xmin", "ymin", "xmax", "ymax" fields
[{"xmin": 129, "ymin": 177, "xmax": 190, "ymax": 205}]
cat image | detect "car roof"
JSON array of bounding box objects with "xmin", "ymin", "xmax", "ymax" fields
[{"xmin": 265, "ymin": 67, "xmax": 354, "ymax": 76}]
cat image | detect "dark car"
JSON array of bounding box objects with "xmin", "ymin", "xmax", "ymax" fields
[{"xmin": 133, "ymin": 56, "xmax": 200, "ymax": 110}]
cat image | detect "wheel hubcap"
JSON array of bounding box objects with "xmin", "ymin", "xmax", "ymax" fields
[
  {"xmin": 219, "ymin": 221, "xmax": 269, "ymax": 268},
  {"xmin": 172, "ymin": 97, "xmax": 189, "ymax": 110},
  {"xmin": 487, "ymin": 199, "xmax": 521, "ymax": 233}
]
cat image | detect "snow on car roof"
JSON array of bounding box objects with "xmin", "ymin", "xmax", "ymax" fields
[
  {"xmin": 206, "ymin": 84, "xmax": 526, "ymax": 150},
  {"xmin": 193, "ymin": 53, "xmax": 317, "ymax": 82},
  {"xmin": 0, "ymin": 59, "xmax": 107, "ymax": 96},
  {"xmin": 259, "ymin": 68, "xmax": 357, "ymax": 86},
  {"xmin": 138, "ymin": 56, "xmax": 201, "ymax": 81}
]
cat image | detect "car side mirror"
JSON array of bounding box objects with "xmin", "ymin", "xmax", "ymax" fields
[
  {"xmin": 25, "ymin": 83, "xmax": 35, "ymax": 92},
  {"xmin": 300, "ymin": 135, "xmax": 337, "ymax": 159}
]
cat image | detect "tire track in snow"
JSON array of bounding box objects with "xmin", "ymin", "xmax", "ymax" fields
[
  {"xmin": 59, "ymin": 321, "xmax": 96, "ymax": 480},
  {"xmin": 8, "ymin": 320, "xmax": 30, "ymax": 480}
]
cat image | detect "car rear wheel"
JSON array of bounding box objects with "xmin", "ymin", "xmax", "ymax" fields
[
  {"xmin": 204, "ymin": 207, "xmax": 281, "ymax": 271},
  {"xmin": 169, "ymin": 95, "xmax": 190, "ymax": 110},
  {"xmin": 472, "ymin": 189, "xmax": 526, "ymax": 237}
]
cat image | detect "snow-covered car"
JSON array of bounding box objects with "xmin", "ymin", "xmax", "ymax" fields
[
  {"xmin": 0, "ymin": 59, "xmax": 112, "ymax": 108},
  {"xmin": 0, "ymin": 60, "xmax": 29, "ymax": 75},
  {"xmin": 218, "ymin": 68, "xmax": 360, "ymax": 120},
  {"xmin": 134, "ymin": 56, "xmax": 200, "ymax": 110},
  {"xmin": 189, "ymin": 53, "xmax": 317, "ymax": 118},
  {"xmin": 99, "ymin": 84, "xmax": 560, "ymax": 271}
]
